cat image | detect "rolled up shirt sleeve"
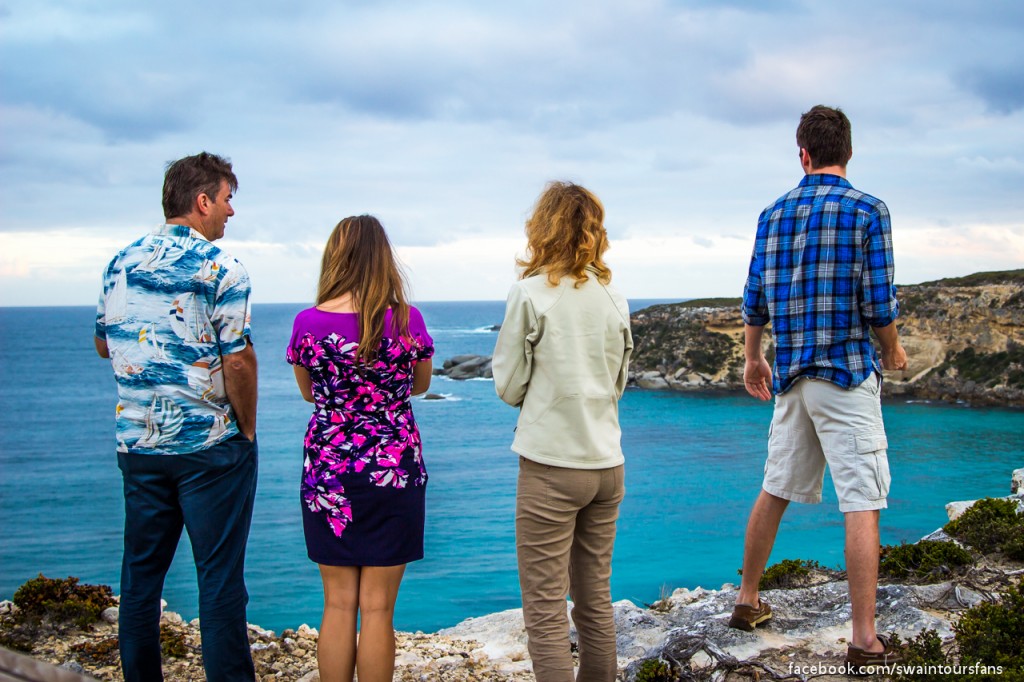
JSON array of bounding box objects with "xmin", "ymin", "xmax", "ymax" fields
[
  {"xmin": 859, "ymin": 202, "xmax": 899, "ymax": 327},
  {"xmin": 741, "ymin": 223, "xmax": 770, "ymax": 326}
]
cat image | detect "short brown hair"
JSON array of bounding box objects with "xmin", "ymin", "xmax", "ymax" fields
[
  {"xmin": 162, "ymin": 152, "xmax": 238, "ymax": 219},
  {"xmin": 796, "ymin": 105, "xmax": 852, "ymax": 169},
  {"xmin": 517, "ymin": 181, "xmax": 612, "ymax": 288}
]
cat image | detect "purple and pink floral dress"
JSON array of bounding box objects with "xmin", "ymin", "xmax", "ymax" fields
[{"xmin": 286, "ymin": 306, "xmax": 433, "ymax": 566}]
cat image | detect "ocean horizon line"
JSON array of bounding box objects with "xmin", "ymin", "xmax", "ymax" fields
[{"xmin": 0, "ymin": 297, "xmax": 691, "ymax": 311}]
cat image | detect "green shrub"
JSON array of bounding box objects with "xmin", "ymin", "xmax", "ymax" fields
[
  {"xmin": 676, "ymin": 298, "xmax": 742, "ymax": 309},
  {"xmin": 892, "ymin": 629, "xmax": 959, "ymax": 682},
  {"xmin": 754, "ymin": 559, "xmax": 821, "ymax": 590},
  {"xmin": 915, "ymin": 269, "xmax": 1024, "ymax": 287},
  {"xmin": 1003, "ymin": 533, "xmax": 1024, "ymax": 561},
  {"xmin": 635, "ymin": 658, "xmax": 674, "ymax": 682},
  {"xmin": 938, "ymin": 344, "xmax": 1024, "ymax": 389},
  {"xmin": 955, "ymin": 580, "xmax": 1024, "ymax": 675},
  {"xmin": 879, "ymin": 540, "xmax": 973, "ymax": 581},
  {"xmin": 944, "ymin": 497, "xmax": 1024, "ymax": 557},
  {"xmin": 161, "ymin": 625, "xmax": 189, "ymax": 657},
  {"xmin": 893, "ymin": 581, "xmax": 1024, "ymax": 681},
  {"xmin": 12, "ymin": 574, "xmax": 116, "ymax": 629},
  {"xmin": 71, "ymin": 637, "xmax": 120, "ymax": 666}
]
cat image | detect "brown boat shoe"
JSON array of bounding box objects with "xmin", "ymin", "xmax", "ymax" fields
[
  {"xmin": 845, "ymin": 634, "xmax": 904, "ymax": 675},
  {"xmin": 728, "ymin": 599, "xmax": 772, "ymax": 631}
]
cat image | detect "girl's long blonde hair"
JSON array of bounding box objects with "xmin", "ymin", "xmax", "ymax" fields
[
  {"xmin": 517, "ymin": 181, "xmax": 612, "ymax": 287},
  {"xmin": 317, "ymin": 215, "xmax": 411, "ymax": 363}
]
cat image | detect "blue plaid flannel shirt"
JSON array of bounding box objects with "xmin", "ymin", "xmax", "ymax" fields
[{"xmin": 742, "ymin": 174, "xmax": 899, "ymax": 394}]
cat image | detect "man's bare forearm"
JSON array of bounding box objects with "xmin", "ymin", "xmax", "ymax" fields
[
  {"xmin": 871, "ymin": 321, "xmax": 900, "ymax": 351},
  {"xmin": 872, "ymin": 321, "xmax": 908, "ymax": 371},
  {"xmin": 223, "ymin": 341, "xmax": 258, "ymax": 439},
  {"xmin": 745, "ymin": 323, "xmax": 766, "ymax": 361}
]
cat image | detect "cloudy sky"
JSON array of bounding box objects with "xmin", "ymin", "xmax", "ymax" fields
[{"xmin": 1, "ymin": 0, "xmax": 1022, "ymax": 306}]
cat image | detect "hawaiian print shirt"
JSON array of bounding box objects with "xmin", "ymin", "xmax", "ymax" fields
[
  {"xmin": 96, "ymin": 224, "xmax": 252, "ymax": 455},
  {"xmin": 742, "ymin": 174, "xmax": 899, "ymax": 394}
]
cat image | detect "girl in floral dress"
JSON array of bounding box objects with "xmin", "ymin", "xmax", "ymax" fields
[{"xmin": 286, "ymin": 215, "xmax": 433, "ymax": 682}]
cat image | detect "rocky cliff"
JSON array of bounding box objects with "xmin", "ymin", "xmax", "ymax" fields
[
  {"xmin": 628, "ymin": 270, "xmax": 1024, "ymax": 406},
  {"xmin": 7, "ymin": 468, "xmax": 1022, "ymax": 681}
]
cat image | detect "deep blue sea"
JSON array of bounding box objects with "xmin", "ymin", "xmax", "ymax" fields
[{"xmin": 1, "ymin": 302, "xmax": 1021, "ymax": 634}]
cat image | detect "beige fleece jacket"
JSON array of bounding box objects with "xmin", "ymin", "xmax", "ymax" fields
[{"xmin": 492, "ymin": 268, "xmax": 633, "ymax": 469}]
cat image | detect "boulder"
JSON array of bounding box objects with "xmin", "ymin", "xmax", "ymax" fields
[
  {"xmin": 635, "ymin": 371, "xmax": 669, "ymax": 390},
  {"xmin": 436, "ymin": 355, "xmax": 493, "ymax": 380}
]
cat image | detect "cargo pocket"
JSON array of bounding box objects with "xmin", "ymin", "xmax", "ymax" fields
[
  {"xmin": 764, "ymin": 421, "xmax": 776, "ymax": 475},
  {"xmin": 854, "ymin": 430, "xmax": 890, "ymax": 500}
]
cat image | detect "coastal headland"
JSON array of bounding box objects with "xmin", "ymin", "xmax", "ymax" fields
[
  {"xmin": 628, "ymin": 269, "xmax": 1024, "ymax": 407},
  {"xmin": 434, "ymin": 269, "xmax": 1024, "ymax": 408}
]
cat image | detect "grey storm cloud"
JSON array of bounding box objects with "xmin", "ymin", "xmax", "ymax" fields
[
  {"xmin": 1, "ymin": 0, "xmax": 1024, "ymax": 245},
  {"xmin": 957, "ymin": 66, "xmax": 1024, "ymax": 115}
]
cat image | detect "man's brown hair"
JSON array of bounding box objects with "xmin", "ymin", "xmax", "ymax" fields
[
  {"xmin": 162, "ymin": 152, "xmax": 238, "ymax": 220},
  {"xmin": 796, "ymin": 105, "xmax": 852, "ymax": 169}
]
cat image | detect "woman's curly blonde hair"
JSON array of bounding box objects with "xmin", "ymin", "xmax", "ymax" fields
[{"xmin": 517, "ymin": 181, "xmax": 612, "ymax": 287}]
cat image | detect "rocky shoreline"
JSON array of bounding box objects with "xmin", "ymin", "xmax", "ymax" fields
[
  {"xmin": 628, "ymin": 270, "xmax": 1024, "ymax": 407},
  {"xmin": 5, "ymin": 469, "xmax": 1022, "ymax": 681},
  {"xmin": 430, "ymin": 270, "xmax": 1023, "ymax": 408}
]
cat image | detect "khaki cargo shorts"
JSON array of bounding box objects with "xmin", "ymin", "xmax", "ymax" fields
[{"xmin": 762, "ymin": 373, "xmax": 890, "ymax": 513}]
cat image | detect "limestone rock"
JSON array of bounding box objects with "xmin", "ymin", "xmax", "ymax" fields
[
  {"xmin": 8, "ymin": 467, "xmax": 1022, "ymax": 682},
  {"xmin": 946, "ymin": 500, "xmax": 975, "ymax": 521},
  {"xmin": 627, "ymin": 271, "xmax": 1024, "ymax": 405},
  {"xmin": 160, "ymin": 610, "xmax": 183, "ymax": 624},
  {"xmin": 435, "ymin": 355, "xmax": 493, "ymax": 380},
  {"xmin": 947, "ymin": 495, "xmax": 1024, "ymax": 521},
  {"xmin": 296, "ymin": 624, "xmax": 319, "ymax": 639},
  {"xmin": 635, "ymin": 371, "xmax": 669, "ymax": 390}
]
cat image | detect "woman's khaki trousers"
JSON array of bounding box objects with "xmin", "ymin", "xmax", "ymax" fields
[{"xmin": 516, "ymin": 456, "xmax": 625, "ymax": 682}]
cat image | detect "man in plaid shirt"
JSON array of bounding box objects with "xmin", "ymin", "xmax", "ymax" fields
[{"xmin": 729, "ymin": 105, "xmax": 908, "ymax": 672}]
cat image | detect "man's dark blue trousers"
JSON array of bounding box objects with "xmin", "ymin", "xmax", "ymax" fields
[{"xmin": 117, "ymin": 432, "xmax": 258, "ymax": 682}]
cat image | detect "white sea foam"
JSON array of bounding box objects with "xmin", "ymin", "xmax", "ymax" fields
[{"xmin": 436, "ymin": 326, "xmax": 499, "ymax": 334}]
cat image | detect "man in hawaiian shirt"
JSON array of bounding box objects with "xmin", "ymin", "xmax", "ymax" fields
[
  {"xmin": 732, "ymin": 106, "xmax": 908, "ymax": 672},
  {"xmin": 95, "ymin": 152, "xmax": 258, "ymax": 681}
]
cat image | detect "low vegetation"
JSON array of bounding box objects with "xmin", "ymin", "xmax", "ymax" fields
[
  {"xmin": 937, "ymin": 344, "xmax": 1024, "ymax": 390},
  {"xmin": 893, "ymin": 580, "xmax": 1024, "ymax": 681},
  {"xmin": 944, "ymin": 497, "xmax": 1024, "ymax": 559},
  {"xmin": 879, "ymin": 540, "xmax": 974, "ymax": 582},
  {"xmin": 11, "ymin": 574, "xmax": 116, "ymax": 629},
  {"xmin": 0, "ymin": 574, "xmax": 116, "ymax": 652},
  {"xmin": 755, "ymin": 558, "xmax": 823, "ymax": 590},
  {"xmin": 913, "ymin": 269, "xmax": 1024, "ymax": 288},
  {"xmin": 635, "ymin": 657, "xmax": 673, "ymax": 682},
  {"xmin": 675, "ymin": 298, "xmax": 742, "ymax": 309},
  {"xmin": 71, "ymin": 636, "xmax": 120, "ymax": 667}
]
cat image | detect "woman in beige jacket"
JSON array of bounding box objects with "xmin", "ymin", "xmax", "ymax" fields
[{"xmin": 492, "ymin": 181, "xmax": 633, "ymax": 682}]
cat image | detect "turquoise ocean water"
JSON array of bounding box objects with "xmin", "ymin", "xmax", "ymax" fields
[{"xmin": 0, "ymin": 302, "xmax": 1021, "ymax": 634}]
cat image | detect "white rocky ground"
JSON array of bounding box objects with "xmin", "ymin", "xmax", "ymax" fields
[{"xmin": 4, "ymin": 467, "xmax": 1022, "ymax": 681}]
